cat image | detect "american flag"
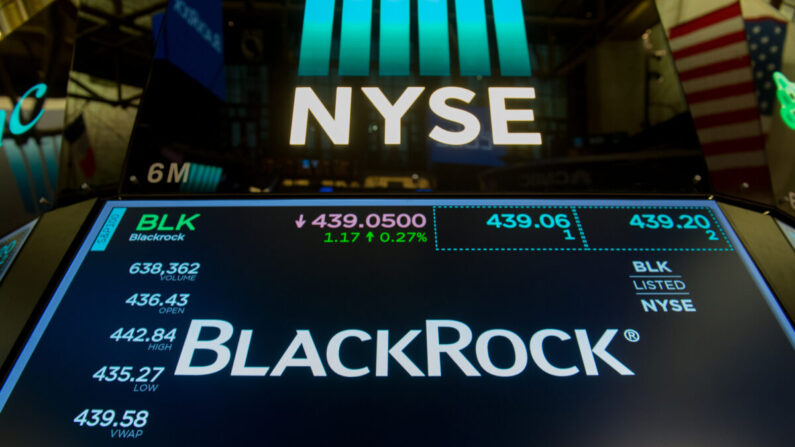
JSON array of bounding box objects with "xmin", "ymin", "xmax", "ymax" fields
[
  {"xmin": 668, "ymin": 1, "xmax": 772, "ymax": 194},
  {"xmin": 744, "ymin": 4, "xmax": 788, "ymax": 133}
]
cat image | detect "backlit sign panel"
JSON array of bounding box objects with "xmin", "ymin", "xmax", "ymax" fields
[{"xmin": 290, "ymin": 0, "xmax": 541, "ymax": 148}]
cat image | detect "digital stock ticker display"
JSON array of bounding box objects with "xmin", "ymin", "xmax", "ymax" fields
[{"xmin": 0, "ymin": 198, "xmax": 793, "ymax": 445}]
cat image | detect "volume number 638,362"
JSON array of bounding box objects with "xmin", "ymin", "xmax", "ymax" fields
[{"xmin": 128, "ymin": 262, "xmax": 200, "ymax": 275}]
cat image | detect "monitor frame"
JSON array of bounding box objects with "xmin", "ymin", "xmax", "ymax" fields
[{"xmin": 1, "ymin": 192, "xmax": 793, "ymax": 391}]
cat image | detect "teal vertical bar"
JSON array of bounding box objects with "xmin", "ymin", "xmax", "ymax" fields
[
  {"xmin": 198, "ymin": 165, "xmax": 210, "ymax": 192},
  {"xmin": 208, "ymin": 167, "xmax": 216, "ymax": 192},
  {"xmin": 0, "ymin": 111, "xmax": 5, "ymax": 145},
  {"xmin": 207, "ymin": 167, "xmax": 217, "ymax": 192},
  {"xmin": 185, "ymin": 164, "xmax": 197, "ymax": 192},
  {"xmin": 186, "ymin": 163, "xmax": 198, "ymax": 192},
  {"xmin": 454, "ymin": 0, "xmax": 490, "ymax": 76},
  {"xmin": 40, "ymin": 136, "xmax": 59, "ymax": 190},
  {"xmin": 192, "ymin": 164, "xmax": 201, "ymax": 192},
  {"xmin": 204, "ymin": 166, "xmax": 216, "ymax": 192},
  {"xmin": 380, "ymin": 0, "xmax": 410, "ymax": 75},
  {"xmin": 90, "ymin": 208, "xmax": 126, "ymax": 252},
  {"xmin": 491, "ymin": 0, "xmax": 531, "ymax": 76},
  {"xmin": 22, "ymin": 139, "xmax": 49, "ymax": 205},
  {"xmin": 339, "ymin": 0, "xmax": 373, "ymax": 75},
  {"xmin": 418, "ymin": 0, "xmax": 450, "ymax": 76},
  {"xmin": 212, "ymin": 167, "xmax": 222, "ymax": 191},
  {"xmin": 298, "ymin": 0, "xmax": 336, "ymax": 76},
  {"xmin": 195, "ymin": 164, "xmax": 205, "ymax": 192},
  {"xmin": 191, "ymin": 164, "xmax": 204, "ymax": 192},
  {"xmin": 2, "ymin": 141, "xmax": 36, "ymax": 214},
  {"xmin": 179, "ymin": 166, "xmax": 188, "ymax": 193}
]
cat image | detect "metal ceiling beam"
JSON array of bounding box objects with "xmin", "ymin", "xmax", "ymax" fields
[
  {"xmin": 68, "ymin": 75, "xmax": 140, "ymax": 108},
  {"xmin": 78, "ymin": 3, "xmax": 166, "ymax": 36},
  {"xmin": 552, "ymin": 0, "xmax": 645, "ymax": 76}
]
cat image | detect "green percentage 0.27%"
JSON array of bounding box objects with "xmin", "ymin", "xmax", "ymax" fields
[{"xmin": 323, "ymin": 231, "xmax": 428, "ymax": 244}]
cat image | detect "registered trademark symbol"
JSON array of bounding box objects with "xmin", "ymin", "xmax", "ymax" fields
[{"xmin": 624, "ymin": 329, "xmax": 640, "ymax": 342}]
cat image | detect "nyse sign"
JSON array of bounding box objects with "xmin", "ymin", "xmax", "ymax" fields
[
  {"xmin": 290, "ymin": 0, "xmax": 540, "ymax": 148},
  {"xmin": 290, "ymin": 87, "xmax": 541, "ymax": 147}
]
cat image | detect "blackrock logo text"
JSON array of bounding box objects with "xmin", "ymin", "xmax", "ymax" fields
[{"xmin": 175, "ymin": 319, "xmax": 635, "ymax": 378}]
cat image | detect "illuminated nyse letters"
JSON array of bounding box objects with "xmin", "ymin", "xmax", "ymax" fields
[
  {"xmin": 175, "ymin": 319, "xmax": 634, "ymax": 378},
  {"xmin": 289, "ymin": 87, "xmax": 352, "ymax": 145},
  {"xmin": 289, "ymin": 87, "xmax": 542, "ymax": 147},
  {"xmin": 0, "ymin": 84, "xmax": 47, "ymax": 147},
  {"xmin": 428, "ymin": 87, "xmax": 482, "ymax": 146},
  {"xmin": 361, "ymin": 87, "xmax": 425, "ymax": 145},
  {"xmin": 489, "ymin": 87, "xmax": 542, "ymax": 145}
]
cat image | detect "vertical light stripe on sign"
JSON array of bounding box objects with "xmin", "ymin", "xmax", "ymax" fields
[
  {"xmin": 199, "ymin": 165, "xmax": 210, "ymax": 192},
  {"xmin": 2, "ymin": 141, "xmax": 36, "ymax": 214},
  {"xmin": 380, "ymin": 0, "xmax": 410, "ymax": 75},
  {"xmin": 418, "ymin": 0, "xmax": 451, "ymax": 76},
  {"xmin": 21, "ymin": 139, "xmax": 48, "ymax": 202},
  {"xmin": 194, "ymin": 164, "xmax": 206, "ymax": 192},
  {"xmin": 298, "ymin": 0, "xmax": 336, "ymax": 76},
  {"xmin": 205, "ymin": 166, "xmax": 215, "ymax": 192},
  {"xmin": 491, "ymin": 0, "xmax": 531, "ymax": 76},
  {"xmin": 340, "ymin": 0, "xmax": 373, "ymax": 75},
  {"xmin": 40, "ymin": 136, "xmax": 60, "ymax": 190},
  {"xmin": 454, "ymin": 0, "xmax": 490, "ymax": 75},
  {"xmin": 185, "ymin": 164, "xmax": 197, "ymax": 192},
  {"xmin": 205, "ymin": 165, "xmax": 214, "ymax": 192},
  {"xmin": 211, "ymin": 166, "xmax": 222, "ymax": 192}
]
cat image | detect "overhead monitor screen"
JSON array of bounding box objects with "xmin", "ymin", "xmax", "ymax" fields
[{"xmin": 0, "ymin": 198, "xmax": 793, "ymax": 445}]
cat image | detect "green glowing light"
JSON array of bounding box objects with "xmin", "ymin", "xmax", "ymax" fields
[{"xmin": 773, "ymin": 71, "xmax": 795, "ymax": 130}]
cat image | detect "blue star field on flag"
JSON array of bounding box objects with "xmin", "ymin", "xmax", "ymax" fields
[{"xmin": 746, "ymin": 19, "xmax": 787, "ymax": 116}]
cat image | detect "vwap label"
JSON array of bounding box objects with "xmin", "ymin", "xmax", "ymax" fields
[
  {"xmin": 175, "ymin": 319, "xmax": 636, "ymax": 378},
  {"xmin": 290, "ymin": 0, "xmax": 541, "ymax": 148}
]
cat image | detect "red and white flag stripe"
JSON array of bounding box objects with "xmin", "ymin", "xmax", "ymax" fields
[{"xmin": 668, "ymin": 1, "xmax": 770, "ymax": 192}]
